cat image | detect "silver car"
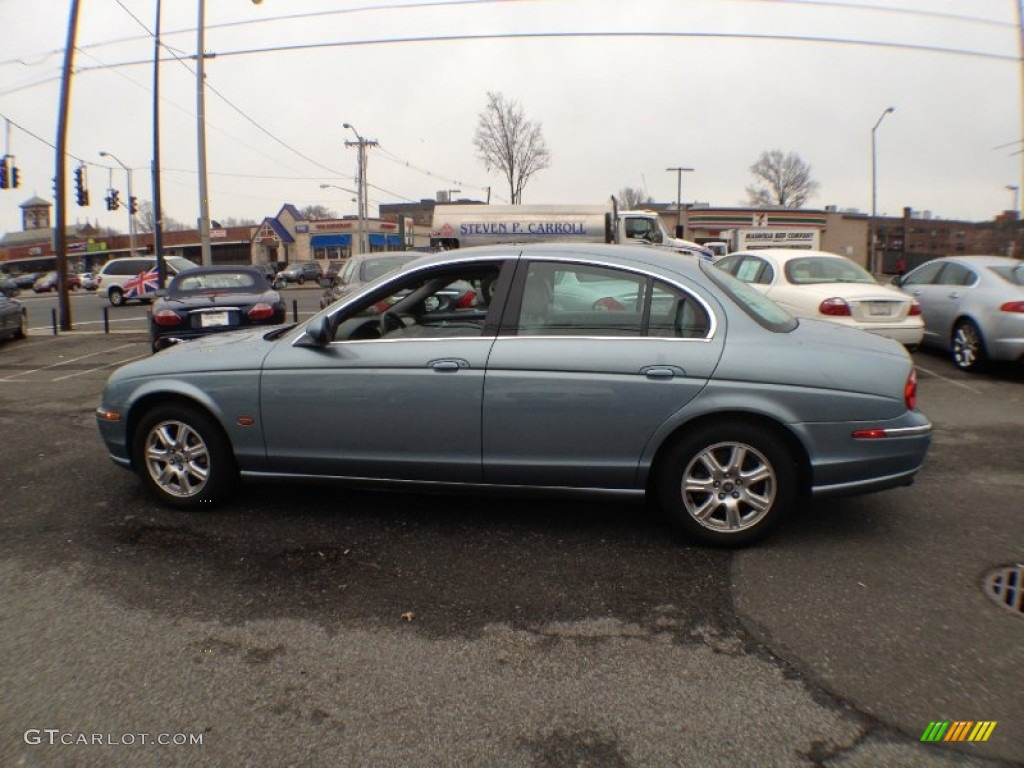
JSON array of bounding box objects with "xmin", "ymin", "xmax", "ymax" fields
[
  {"xmin": 896, "ymin": 255, "xmax": 1024, "ymax": 371},
  {"xmin": 96, "ymin": 244, "xmax": 932, "ymax": 547}
]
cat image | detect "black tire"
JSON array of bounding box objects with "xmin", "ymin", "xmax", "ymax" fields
[
  {"xmin": 656, "ymin": 422, "xmax": 797, "ymax": 547},
  {"xmin": 132, "ymin": 404, "xmax": 238, "ymax": 509},
  {"xmin": 951, "ymin": 319, "xmax": 988, "ymax": 372},
  {"xmin": 109, "ymin": 288, "xmax": 125, "ymax": 307},
  {"xmin": 297, "ymin": 275, "xmax": 305, "ymax": 285},
  {"xmin": 13, "ymin": 310, "xmax": 27, "ymax": 340}
]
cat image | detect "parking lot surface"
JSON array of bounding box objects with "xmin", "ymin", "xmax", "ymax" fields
[{"xmin": 1, "ymin": 331, "xmax": 1020, "ymax": 767}]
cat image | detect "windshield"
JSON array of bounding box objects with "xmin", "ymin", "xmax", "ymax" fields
[
  {"xmin": 170, "ymin": 270, "xmax": 261, "ymax": 294},
  {"xmin": 362, "ymin": 255, "xmax": 416, "ymax": 282},
  {"xmin": 784, "ymin": 256, "xmax": 875, "ymax": 285},
  {"xmin": 701, "ymin": 260, "xmax": 797, "ymax": 332}
]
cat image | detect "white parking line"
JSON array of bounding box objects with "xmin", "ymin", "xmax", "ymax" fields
[
  {"xmin": 0, "ymin": 342, "xmax": 140, "ymax": 382},
  {"xmin": 915, "ymin": 364, "xmax": 984, "ymax": 394},
  {"xmin": 52, "ymin": 353, "xmax": 150, "ymax": 381}
]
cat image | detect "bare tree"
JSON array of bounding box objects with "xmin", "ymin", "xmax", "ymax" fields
[
  {"xmin": 217, "ymin": 216, "xmax": 260, "ymax": 227},
  {"xmin": 298, "ymin": 205, "xmax": 335, "ymax": 221},
  {"xmin": 618, "ymin": 186, "xmax": 654, "ymax": 209},
  {"xmin": 473, "ymin": 91, "xmax": 551, "ymax": 204},
  {"xmin": 745, "ymin": 150, "xmax": 820, "ymax": 208},
  {"xmin": 134, "ymin": 200, "xmax": 187, "ymax": 233}
]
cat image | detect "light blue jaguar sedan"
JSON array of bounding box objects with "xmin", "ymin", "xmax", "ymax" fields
[{"xmin": 96, "ymin": 243, "xmax": 931, "ymax": 546}]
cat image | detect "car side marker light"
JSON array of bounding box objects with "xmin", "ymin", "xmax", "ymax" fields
[
  {"xmin": 96, "ymin": 409, "xmax": 121, "ymax": 421},
  {"xmin": 237, "ymin": 416, "xmax": 255, "ymax": 427}
]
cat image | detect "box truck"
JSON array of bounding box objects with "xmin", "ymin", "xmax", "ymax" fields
[{"xmin": 430, "ymin": 201, "xmax": 712, "ymax": 259}]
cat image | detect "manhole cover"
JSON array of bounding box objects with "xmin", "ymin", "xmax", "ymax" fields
[{"xmin": 984, "ymin": 565, "xmax": 1023, "ymax": 618}]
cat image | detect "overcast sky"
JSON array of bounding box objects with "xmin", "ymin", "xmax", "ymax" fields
[{"xmin": 0, "ymin": 0, "xmax": 1019, "ymax": 238}]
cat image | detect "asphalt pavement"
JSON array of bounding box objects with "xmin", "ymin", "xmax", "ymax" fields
[{"xmin": 0, "ymin": 329, "xmax": 1020, "ymax": 767}]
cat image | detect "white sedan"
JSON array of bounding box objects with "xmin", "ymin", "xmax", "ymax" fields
[{"xmin": 714, "ymin": 249, "xmax": 924, "ymax": 347}]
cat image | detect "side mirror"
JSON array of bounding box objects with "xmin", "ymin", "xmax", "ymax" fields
[{"xmin": 301, "ymin": 315, "xmax": 332, "ymax": 347}]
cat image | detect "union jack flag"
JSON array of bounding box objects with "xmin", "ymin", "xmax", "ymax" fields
[{"xmin": 123, "ymin": 267, "xmax": 160, "ymax": 298}]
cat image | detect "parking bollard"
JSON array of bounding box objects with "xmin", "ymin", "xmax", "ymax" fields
[
  {"xmin": 51, "ymin": 308, "xmax": 58, "ymax": 336},
  {"xmin": 293, "ymin": 300, "xmax": 298, "ymax": 323},
  {"xmin": 103, "ymin": 305, "xmax": 109, "ymax": 334}
]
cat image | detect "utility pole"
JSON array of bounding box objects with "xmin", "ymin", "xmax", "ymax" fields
[
  {"xmin": 54, "ymin": 0, "xmax": 81, "ymax": 332},
  {"xmin": 343, "ymin": 123, "xmax": 377, "ymax": 255},
  {"xmin": 665, "ymin": 167, "xmax": 693, "ymax": 238},
  {"xmin": 153, "ymin": 0, "xmax": 166, "ymax": 286},
  {"xmin": 196, "ymin": 0, "xmax": 213, "ymax": 265}
]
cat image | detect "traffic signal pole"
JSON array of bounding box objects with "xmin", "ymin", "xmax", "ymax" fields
[{"xmin": 54, "ymin": 0, "xmax": 81, "ymax": 332}]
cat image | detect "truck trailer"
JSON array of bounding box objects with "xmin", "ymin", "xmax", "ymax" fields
[{"xmin": 429, "ymin": 202, "xmax": 712, "ymax": 259}]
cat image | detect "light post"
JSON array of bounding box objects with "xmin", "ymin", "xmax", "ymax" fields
[
  {"xmin": 665, "ymin": 167, "xmax": 693, "ymax": 238},
  {"xmin": 1007, "ymin": 184, "xmax": 1020, "ymax": 215},
  {"xmin": 99, "ymin": 151, "xmax": 138, "ymax": 260},
  {"xmin": 870, "ymin": 107, "xmax": 895, "ymax": 275},
  {"xmin": 343, "ymin": 122, "xmax": 377, "ymax": 255},
  {"xmin": 195, "ymin": 0, "xmax": 213, "ymax": 265}
]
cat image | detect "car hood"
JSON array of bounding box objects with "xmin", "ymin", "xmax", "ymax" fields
[{"xmin": 115, "ymin": 328, "xmax": 281, "ymax": 381}]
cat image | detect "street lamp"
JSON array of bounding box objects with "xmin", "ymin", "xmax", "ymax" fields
[
  {"xmin": 99, "ymin": 151, "xmax": 138, "ymax": 261},
  {"xmin": 665, "ymin": 167, "xmax": 694, "ymax": 238},
  {"xmin": 870, "ymin": 107, "xmax": 895, "ymax": 275},
  {"xmin": 320, "ymin": 183, "xmax": 359, "ymax": 217}
]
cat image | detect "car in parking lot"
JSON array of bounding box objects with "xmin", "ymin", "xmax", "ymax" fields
[
  {"xmin": 714, "ymin": 249, "xmax": 924, "ymax": 347},
  {"xmin": 319, "ymin": 253, "xmax": 418, "ymax": 309},
  {"xmin": 894, "ymin": 254, "xmax": 1024, "ymax": 371},
  {"xmin": 96, "ymin": 243, "xmax": 932, "ymax": 547},
  {"xmin": 32, "ymin": 271, "xmax": 81, "ymax": 293},
  {"xmin": 149, "ymin": 266, "xmax": 287, "ymax": 352},
  {"xmin": 0, "ymin": 291, "xmax": 27, "ymax": 343},
  {"xmin": 274, "ymin": 261, "xmax": 322, "ymax": 286},
  {"xmin": 0, "ymin": 276, "xmax": 20, "ymax": 297},
  {"xmin": 97, "ymin": 256, "xmax": 198, "ymax": 306},
  {"xmin": 80, "ymin": 272, "xmax": 100, "ymax": 291}
]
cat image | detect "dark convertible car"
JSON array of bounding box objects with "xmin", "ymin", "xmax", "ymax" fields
[{"xmin": 150, "ymin": 266, "xmax": 286, "ymax": 352}]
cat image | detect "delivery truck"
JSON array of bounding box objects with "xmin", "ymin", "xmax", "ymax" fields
[{"xmin": 430, "ymin": 201, "xmax": 712, "ymax": 259}]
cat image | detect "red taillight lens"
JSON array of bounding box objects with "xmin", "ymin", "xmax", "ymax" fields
[
  {"xmin": 904, "ymin": 368, "xmax": 917, "ymax": 410},
  {"xmin": 1000, "ymin": 301, "xmax": 1024, "ymax": 313},
  {"xmin": 248, "ymin": 303, "xmax": 275, "ymax": 321},
  {"xmin": 818, "ymin": 297, "xmax": 851, "ymax": 316},
  {"xmin": 908, "ymin": 300, "xmax": 922, "ymax": 316},
  {"xmin": 153, "ymin": 309, "xmax": 182, "ymax": 326},
  {"xmin": 456, "ymin": 290, "xmax": 477, "ymax": 309}
]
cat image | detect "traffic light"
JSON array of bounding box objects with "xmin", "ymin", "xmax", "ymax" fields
[
  {"xmin": 74, "ymin": 165, "xmax": 89, "ymax": 207},
  {"xmin": 0, "ymin": 156, "xmax": 8, "ymax": 189},
  {"xmin": 10, "ymin": 163, "xmax": 19, "ymax": 188},
  {"xmin": 106, "ymin": 189, "xmax": 120, "ymax": 211},
  {"xmin": 129, "ymin": 196, "xmax": 138, "ymax": 215}
]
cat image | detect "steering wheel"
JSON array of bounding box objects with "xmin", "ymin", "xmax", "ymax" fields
[{"xmin": 379, "ymin": 310, "xmax": 406, "ymax": 336}]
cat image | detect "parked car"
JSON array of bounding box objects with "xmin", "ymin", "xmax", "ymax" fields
[
  {"xmin": 0, "ymin": 276, "xmax": 20, "ymax": 298},
  {"xmin": 96, "ymin": 256, "xmax": 198, "ymax": 306},
  {"xmin": 0, "ymin": 292, "xmax": 27, "ymax": 343},
  {"xmin": 319, "ymin": 253, "xmax": 418, "ymax": 309},
  {"xmin": 97, "ymin": 243, "xmax": 932, "ymax": 547},
  {"xmin": 13, "ymin": 273, "xmax": 41, "ymax": 289},
  {"xmin": 274, "ymin": 261, "xmax": 322, "ymax": 286},
  {"xmin": 713, "ymin": 248, "xmax": 924, "ymax": 347},
  {"xmin": 894, "ymin": 254, "xmax": 1024, "ymax": 371},
  {"xmin": 80, "ymin": 272, "xmax": 100, "ymax": 291},
  {"xmin": 32, "ymin": 271, "xmax": 81, "ymax": 293},
  {"xmin": 149, "ymin": 266, "xmax": 287, "ymax": 353}
]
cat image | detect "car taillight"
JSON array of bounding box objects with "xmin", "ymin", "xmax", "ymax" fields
[
  {"xmin": 908, "ymin": 299, "xmax": 922, "ymax": 316},
  {"xmin": 153, "ymin": 310, "xmax": 182, "ymax": 326},
  {"xmin": 1000, "ymin": 301, "xmax": 1024, "ymax": 313},
  {"xmin": 456, "ymin": 290, "xmax": 477, "ymax": 309},
  {"xmin": 248, "ymin": 303, "xmax": 275, "ymax": 321},
  {"xmin": 818, "ymin": 297, "xmax": 851, "ymax": 316},
  {"xmin": 904, "ymin": 367, "xmax": 917, "ymax": 410}
]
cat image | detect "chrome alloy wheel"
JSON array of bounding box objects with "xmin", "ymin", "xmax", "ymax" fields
[
  {"xmin": 143, "ymin": 420, "xmax": 211, "ymax": 498},
  {"xmin": 681, "ymin": 441, "xmax": 776, "ymax": 533},
  {"xmin": 951, "ymin": 321, "xmax": 983, "ymax": 370}
]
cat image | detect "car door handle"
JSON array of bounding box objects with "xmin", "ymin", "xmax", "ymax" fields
[
  {"xmin": 429, "ymin": 359, "xmax": 469, "ymax": 372},
  {"xmin": 947, "ymin": 292, "xmax": 961, "ymax": 299},
  {"xmin": 641, "ymin": 365, "xmax": 684, "ymax": 380}
]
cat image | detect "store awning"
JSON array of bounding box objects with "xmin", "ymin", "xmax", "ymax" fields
[
  {"xmin": 387, "ymin": 234, "xmax": 402, "ymax": 246},
  {"xmin": 310, "ymin": 234, "xmax": 351, "ymax": 247},
  {"xmin": 368, "ymin": 233, "xmax": 387, "ymax": 246}
]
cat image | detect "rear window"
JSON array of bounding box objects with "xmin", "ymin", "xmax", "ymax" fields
[
  {"xmin": 171, "ymin": 271, "xmax": 260, "ymax": 293},
  {"xmin": 989, "ymin": 264, "xmax": 1024, "ymax": 286},
  {"xmin": 784, "ymin": 256, "xmax": 874, "ymax": 285},
  {"xmin": 701, "ymin": 260, "xmax": 796, "ymax": 332}
]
